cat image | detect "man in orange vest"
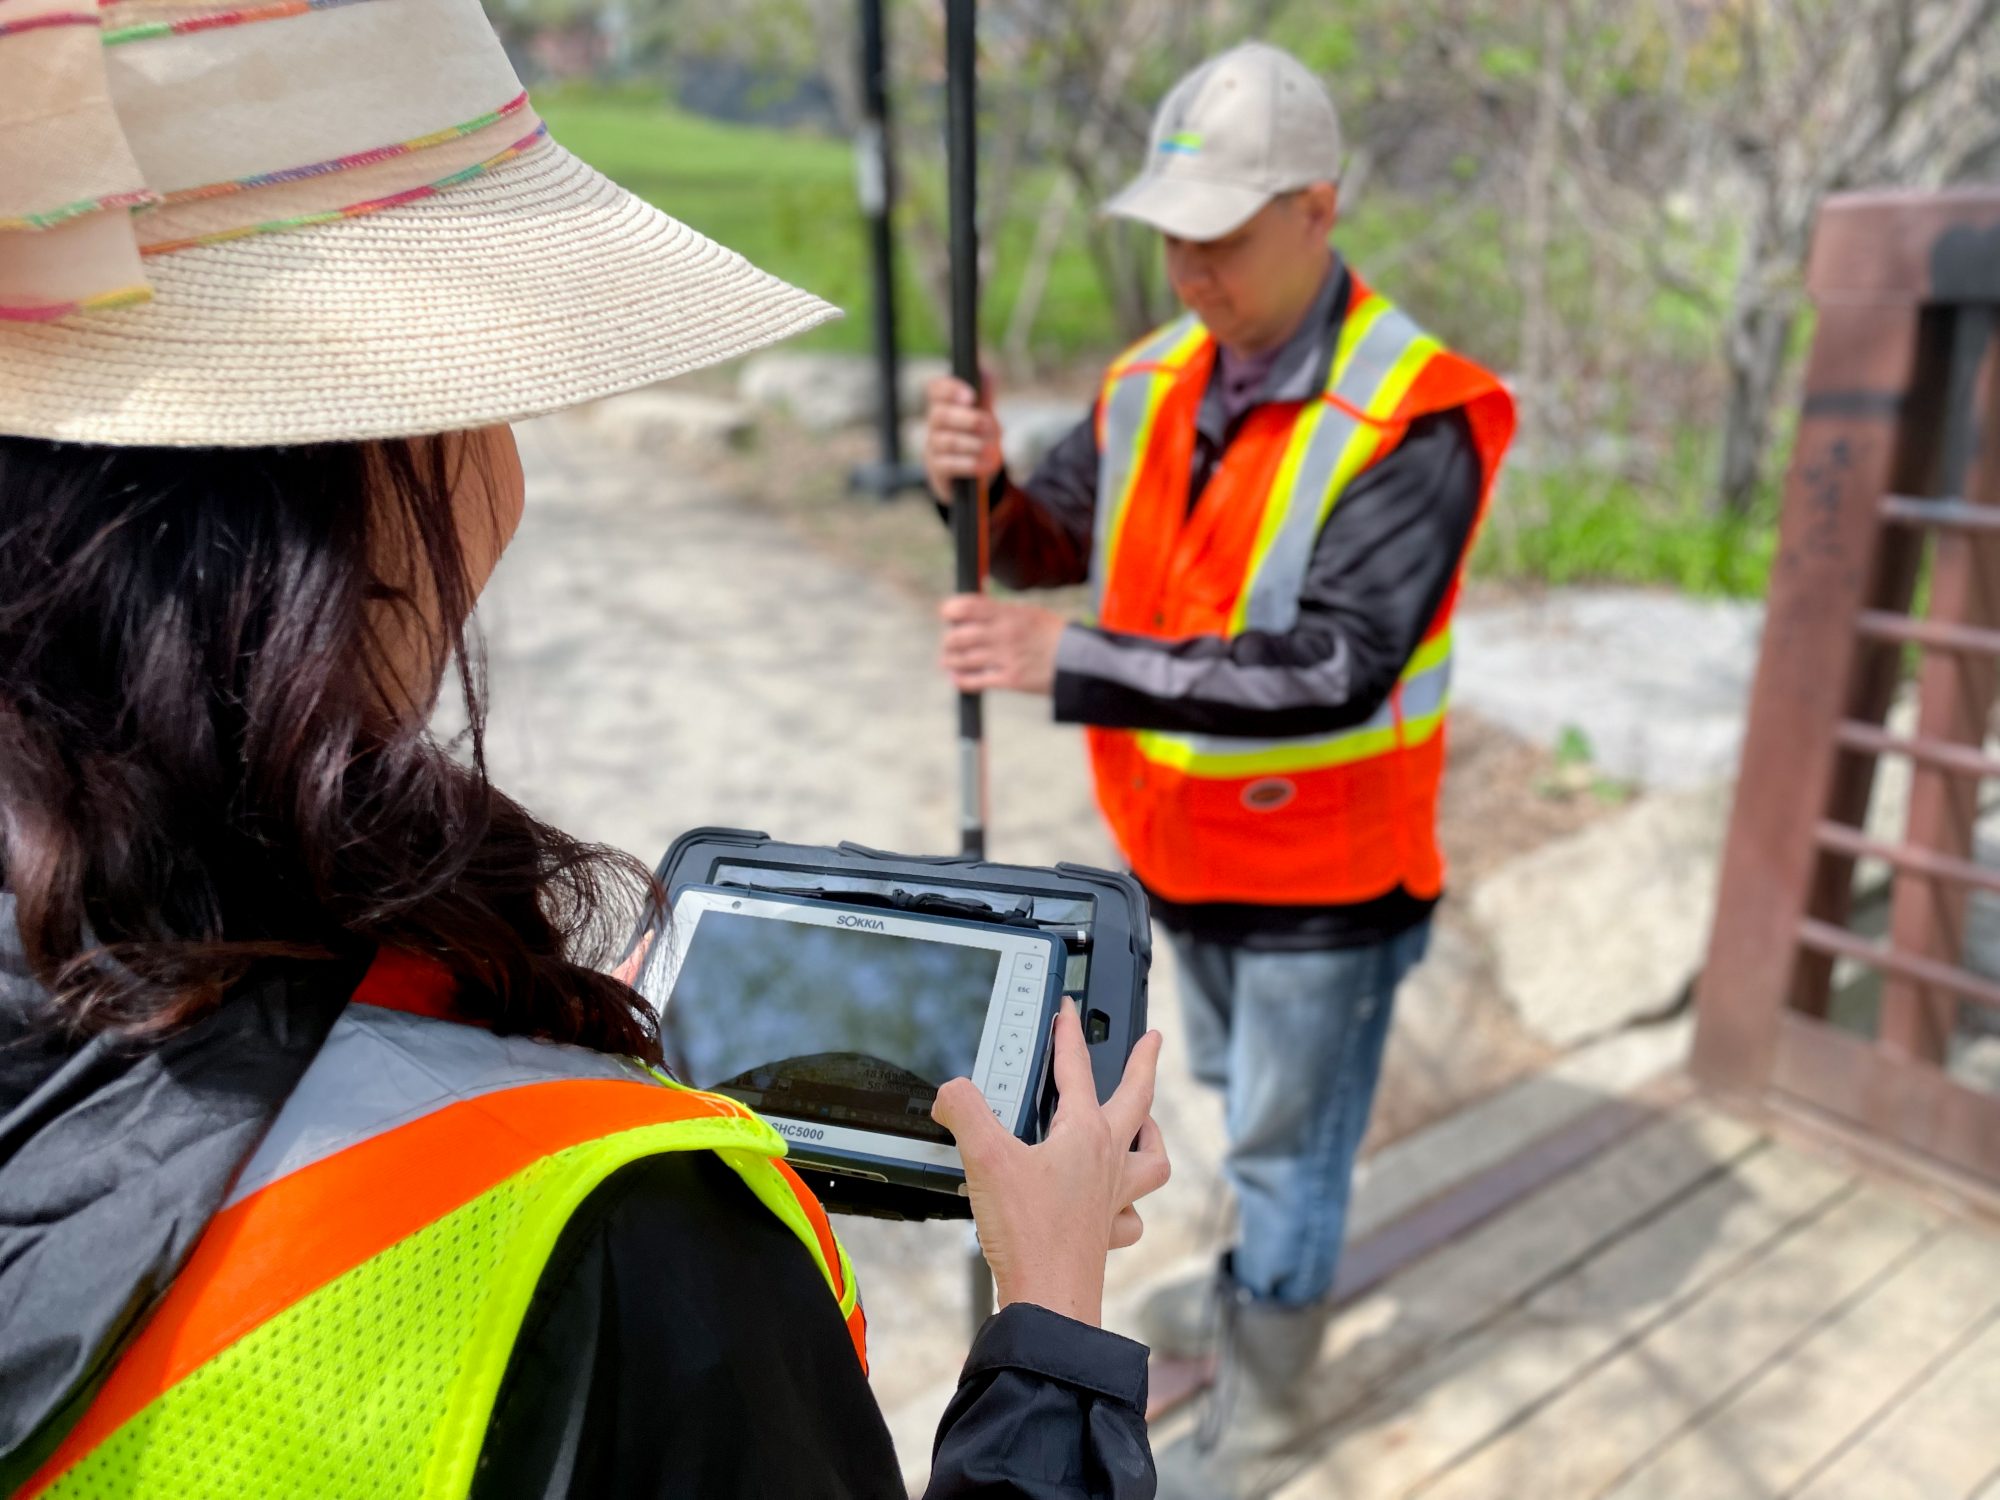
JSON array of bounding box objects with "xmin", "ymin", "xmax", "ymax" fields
[{"xmin": 924, "ymin": 40, "xmax": 1515, "ymax": 1496}]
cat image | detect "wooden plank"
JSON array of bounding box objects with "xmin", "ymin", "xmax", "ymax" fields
[
  {"xmin": 1148, "ymin": 1088, "xmax": 1672, "ymax": 1425},
  {"xmin": 1403, "ymin": 1186, "xmax": 1938, "ymax": 1500},
  {"xmin": 1602, "ymin": 1224, "xmax": 2000, "ymax": 1500},
  {"xmin": 1691, "ymin": 291, "xmax": 1927, "ymax": 1093},
  {"xmin": 1806, "ymin": 189, "xmax": 2000, "ymax": 300},
  {"xmin": 1774, "ymin": 1012, "xmax": 2000, "ymax": 1186},
  {"xmin": 1797, "ymin": 917, "xmax": 2000, "ymax": 1011},
  {"xmin": 1275, "ymin": 1144, "xmax": 1853, "ymax": 1500},
  {"xmin": 1816, "ymin": 820, "xmax": 2000, "ymax": 900},
  {"xmin": 1833, "ymin": 721, "xmax": 2000, "ymax": 780},
  {"xmin": 1793, "ymin": 1307, "xmax": 2000, "ymax": 1500},
  {"xmin": 1254, "ymin": 1107, "xmax": 1762, "ymax": 1457},
  {"xmin": 1853, "ymin": 610, "xmax": 2000, "ymax": 655},
  {"xmin": 1882, "ymin": 496, "xmax": 1996, "ymax": 531}
]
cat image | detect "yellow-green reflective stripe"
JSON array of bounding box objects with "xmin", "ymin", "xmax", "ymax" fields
[
  {"xmin": 1329, "ymin": 293, "xmax": 1394, "ymax": 386},
  {"xmin": 1134, "ymin": 706, "xmax": 1448, "ymax": 778},
  {"xmin": 1133, "ymin": 633, "xmax": 1453, "ymax": 779},
  {"xmin": 644, "ymin": 1064, "xmax": 857, "ymax": 1316},
  {"xmin": 1110, "ymin": 313, "xmax": 1204, "ymax": 377},
  {"xmin": 645, "ymin": 1068, "xmax": 858, "ymax": 1318},
  {"xmin": 1091, "ymin": 317, "xmax": 1207, "ymax": 622},
  {"xmin": 430, "ymin": 1115, "xmax": 790, "ymax": 1498},
  {"xmin": 1227, "ymin": 408, "xmax": 1382, "ymax": 636},
  {"xmin": 1231, "ymin": 300, "xmax": 1439, "ymax": 635},
  {"xmin": 1224, "ymin": 296, "xmax": 1400, "ymax": 636},
  {"xmin": 720, "ymin": 1146, "xmax": 858, "ymax": 1314}
]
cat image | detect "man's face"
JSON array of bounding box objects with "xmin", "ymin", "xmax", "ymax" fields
[{"xmin": 1162, "ymin": 183, "xmax": 1339, "ymax": 353}]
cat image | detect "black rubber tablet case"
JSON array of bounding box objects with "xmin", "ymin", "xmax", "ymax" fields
[{"xmin": 637, "ymin": 828, "xmax": 1152, "ymax": 1221}]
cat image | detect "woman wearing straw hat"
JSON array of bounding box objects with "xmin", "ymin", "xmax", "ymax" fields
[{"xmin": 0, "ymin": 1, "xmax": 1168, "ymax": 1495}]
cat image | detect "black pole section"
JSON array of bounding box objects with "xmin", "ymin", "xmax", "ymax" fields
[
  {"xmin": 946, "ymin": 0, "xmax": 986, "ymax": 862},
  {"xmin": 946, "ymin": 0, "xmax": 996, "ymax": 1335},
  {"xmin": 847, "ymin": 0, "xmax": 927, "ymax": 500}
]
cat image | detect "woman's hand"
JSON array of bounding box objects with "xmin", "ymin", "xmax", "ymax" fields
[{"xmin": 932, "ymin": 999, "xmax": 1169, "ymax": 1327}]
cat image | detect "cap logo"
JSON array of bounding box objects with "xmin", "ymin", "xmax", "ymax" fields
[{"xmin": 1159, "ymin": 132, "xmax": 1204, "ymax": 157}]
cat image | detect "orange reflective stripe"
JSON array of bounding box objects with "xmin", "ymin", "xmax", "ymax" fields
[
  {"xmin": 847, "ymin": 1304, "xmax": 870, "ymax": 1374},
  {"xmin": 771, "ymin": 1156, "xmax": 868, "ymax": 1372},
  {"xmin": 773, "ymin": 1157, "xmax": 843, "ymax": 1299},
  {"xmin": 22, "ymin": 1078, "xmax": 736, "ymax": 1498}
]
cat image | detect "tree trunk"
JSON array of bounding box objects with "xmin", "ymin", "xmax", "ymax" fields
[{"xmin": 1717, "ymin": 292, "xmax": 1797, "ymax": 516}]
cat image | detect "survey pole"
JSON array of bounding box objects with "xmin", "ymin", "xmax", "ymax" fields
[
  {"xmin": 944, "ymin": 0, "xmax": 996, "ymax": 1332},
  {"xmin": 846, "ymin": 0, "xmax": 927, "ymax": 500}
]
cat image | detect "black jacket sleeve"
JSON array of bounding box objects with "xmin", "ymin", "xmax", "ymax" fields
[
  {"xmin": 1049, "ymin": 408, "xmax": 1482, "ymax": 739},
  {"xmin": 471, "ymin": 1153, "xmax": 1155, "ymax": 1500},
  {"xmin": 935, "ymin": 410, "xmax": 1102, "ymax": 592}
]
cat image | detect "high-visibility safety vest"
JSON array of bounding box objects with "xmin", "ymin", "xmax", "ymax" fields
[
  {"xmin": 1085, "ymin": 274, "xmax": 1516, "ymax": 906},
  {"xmin": 20, "ymin": 956, "xmax": 865, "ymax": 1499}
]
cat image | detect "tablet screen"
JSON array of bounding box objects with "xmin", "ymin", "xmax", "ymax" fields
[{"xmin": 663, "ymin": 910, "xmax": 1004, "ymax": 1145}]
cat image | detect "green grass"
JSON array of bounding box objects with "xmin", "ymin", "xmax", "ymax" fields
[
  {"xmin": 1476, "ymin": 433, "xmax": 1780, "ymax": 599},
  {"xmin": 535, "ymin": 81, "xmax": 1120, "ymax": 359}
]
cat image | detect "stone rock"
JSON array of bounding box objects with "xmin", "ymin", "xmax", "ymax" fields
[
  {"xmin": 584, "ymin": 390, "xmax": 755, "ymax": 454},
  {"xmin": 897, "ymin": 356, "xmax": 951, "ymax": 412},
  {"xmin": 738, "ymin": 351, "xmax": 878, "ymax": 431},
  {"xmin": 996, "ymin": 396, "xmax": 1089, "ymax": 478},
  {"xmin": 1454, "ymin": 590, "xmax": 1763, "ymax": 791},
  {"xmin": 1470, "ymin": 782, "xmax": 1731, "ymax": 1049}
]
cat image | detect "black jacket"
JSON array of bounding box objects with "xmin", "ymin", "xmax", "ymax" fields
[{"xmin": 0, "ymin": 915, "xmax": 1154, "ymax": 1499}]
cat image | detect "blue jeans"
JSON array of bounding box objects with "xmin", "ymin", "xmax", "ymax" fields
[{"xmin": 1170, "ymin": 919, "xmax": 1432, "ymax": 1307}]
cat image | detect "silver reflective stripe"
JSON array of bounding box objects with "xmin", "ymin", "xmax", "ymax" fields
[
  {"xmin": 1148, "ymin": 648, "xmax": 1451, "ymax": 765},
  {"xmin": 225, "ymin": 1005, "xmax": 653, "ymax": 1208},
  {"xmin": 1240, "ymin": 305, "xmax": 1428, "ymax": 634},
  {"xmin": 1091, "ymin": 316, "xmax": 1201, "ymax": 619}
]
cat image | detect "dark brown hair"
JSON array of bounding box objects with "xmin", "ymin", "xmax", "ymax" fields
[{"xmin": 0, "ymin": 432, "xmax": 660, "ymax": 1062}]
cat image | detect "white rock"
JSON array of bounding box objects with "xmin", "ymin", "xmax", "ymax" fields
[
  {"xmin": 583, "ymin": 390, "xmax": 755, "ymax": 454},
  {"xmin": 1470, "ymin": 782, "xmax": 1731, "ymax": 1049},
  {"xmin": 1455, "ymin": 590, "xmax": 1763, "ymax": 790},
  {"xmin": 996, "ymin": 396, "xmax": 1089, "ymax": 478},
  {"xmin": 738, "ymin": 351, "xmax": 879, "ymax": 431},
  {"xmin": 897, "ymin": 356, "xmax": 952, "ymax": 412}
]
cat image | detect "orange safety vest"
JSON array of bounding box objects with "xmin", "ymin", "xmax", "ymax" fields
[
  {"xmin": 1085, "ymin": 274, "xmax": 1515, "ymax": 906},
  {"xmin": 22, "ymin": 952, "xmax": 865, "ymax": 1499}
]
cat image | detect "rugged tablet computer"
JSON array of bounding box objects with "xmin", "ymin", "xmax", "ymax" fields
[{"xmin": 627, "ymin": 829, "xmax": 1152, "ymax": 1220}]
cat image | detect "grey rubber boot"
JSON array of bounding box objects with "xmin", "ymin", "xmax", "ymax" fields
[
  {"xmin": 1136, "ymin": 1257, "xmax": 1230, "ymax": 1362},
  {"xmin": 1152, "ymin": 1288, "xmax": 1336, "ymax": 1500}
]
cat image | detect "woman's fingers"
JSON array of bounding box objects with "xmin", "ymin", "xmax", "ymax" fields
[
  {"xmin": 931, "ymin": 1076, "xmax": 1015, "ymax": 1167},
  {"xmin": 1110, "ymin": 1206, "xmax": 1145, "ymax": 1251},
  {"xmin": 1121, "ymin": 1117, "xmax": 1172, "ymax": 1204},
  {"xmin": 1101, "ymin": 1029, "xmax": 1163, "ymax": 1147},
  {"xmin": 1048, "ymin": 999, "xmax": 1099, "ymax": 1121}
]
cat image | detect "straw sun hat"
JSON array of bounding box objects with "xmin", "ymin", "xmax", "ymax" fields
[{"xmin": 0, "ymin": 0, "xmax": 838, "ymax": 447}]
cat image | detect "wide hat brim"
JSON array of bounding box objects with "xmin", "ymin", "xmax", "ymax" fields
[{"xmin": 0, "ymin": 139, "xmax": 839, "ymax": 448}]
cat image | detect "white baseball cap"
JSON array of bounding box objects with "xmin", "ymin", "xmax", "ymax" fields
[{"xmin": 1104, "ymin": 42, "xmax": 1343, "ymax": 243}]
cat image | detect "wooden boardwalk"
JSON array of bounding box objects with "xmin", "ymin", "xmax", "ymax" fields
[{"xmin": 1187, "ymin": 1102, "xmax": 2000, "ymax": 1498}]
